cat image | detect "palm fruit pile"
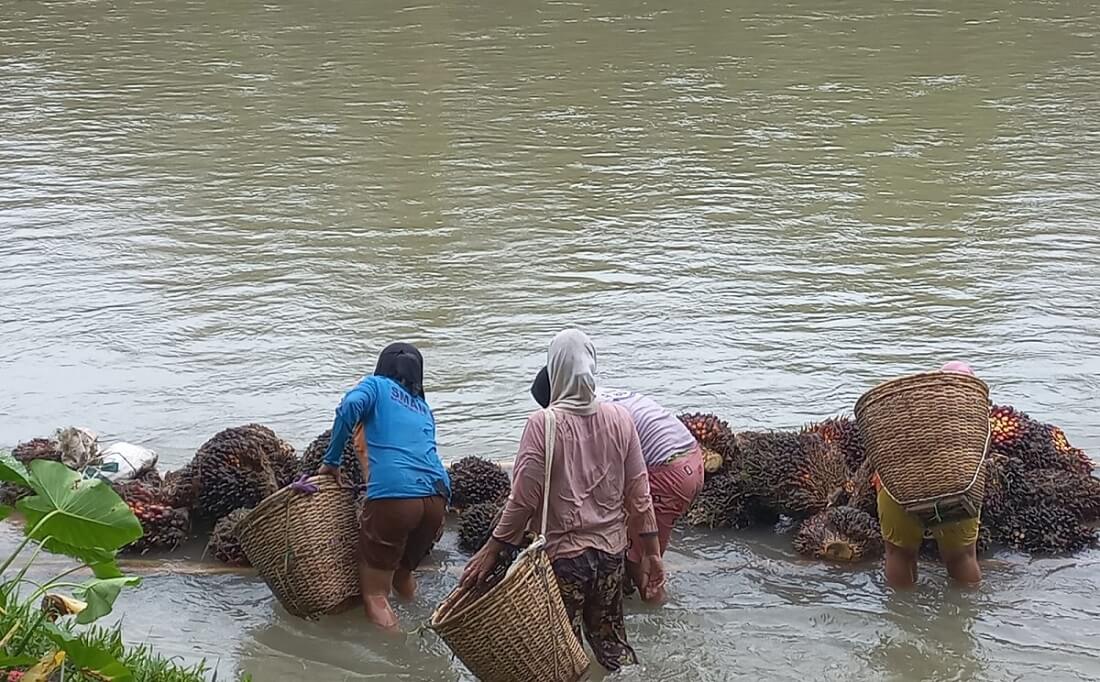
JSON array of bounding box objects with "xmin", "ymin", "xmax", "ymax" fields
[
  {"xmin": 298, "ymin": 429, "xmax": 364, "ymax": 487},
  {"xmin": 685, "ymin": 472, "xmax": 771, "ymax": 529},
  {"xmin": 11, "ymin": 437, "xmax": 62, "ymax": 464},
  {"xmin": 981, "ymin": 407, "xmax": 1099, "ymax": 554},
  {"xmin": 804, "ymin": 417, "xmax": 866, "ymax": 473},
  {"xmin": 457, "ymin": 501, "xmax": 503, "ymax": 553},
  {"xmin": 189, "ymin": 425, "xmax": 280, "ymax": 522},
  {"xmin": 793, "ymin": 506, "xmax": 883, "ymax": 562},
  {"xmin": 737, "ymin": 430, "xmax": 849, "ymax": 517},
  {"xmin": 113, "ymin": 481, "xmax": 191, "ymax": 553},
  {"xmin": 207, "ymin": 508, "xmax": 252, "ymax": 566},
  {"xmin": 678, "ymin": 413, "xmax": 737, "ymax": 475},
  {"xmin": 448, "ymin": 456, "xmax": 511, "ymax": 510}
]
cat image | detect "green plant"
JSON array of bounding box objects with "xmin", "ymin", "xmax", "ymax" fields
[{"xmin": 0, "ymin": 453, "xmax": 143, "ymax": 679}]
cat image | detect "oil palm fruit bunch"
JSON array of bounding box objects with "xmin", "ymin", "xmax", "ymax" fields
[
  {"xmin": 981, "ymin": 456, "xmax": 1012, "ymax": 527},
  {"xmin": 685, "ymin": 472, "xmax": 768, "ymax": 529},
  {"xmin": 190, "ymin": 426, "xmax": 280, "ymax": 522},
  {"xmin": 994, "ymin": 501, "xmax": 1096, "ymax": 554},
  {"xmin": 136, "ymin": 467, "xmax": 164, "ymax": 490},
  {"xmin": 678, "ymin": 412, "xmax": 738, "ymax": 475},
  {"xmin": 126, "ymin": 502, "xmax": 191, "ymax": 553},
  {"xmin": 737, "ymin": 430, "xmax": 849, "ymax": 517},
  {"xmin": 457, "ymin": 501, "xmax": 503, "ymax": 553},
  {"xmin": 0, "ymin": 482, "xmax": 31, "ymax": 508},
  {"xmin": 990, "ymin": 405, "xmax": 1024, "ymax": 447},
  {"xmin": 847, "ymin": 457, "xmax": 878, "ymax": 517},
  {"xmin": 161, "ymin": 464, "xmax": 201, "ymax": 509},
  {"xmin": 804, "ymin": 416, "xmax": 866, "ymax": 472},
  {"xmin": 992, "ymin": 411, "xmax": 1094, "ymax": 476},
  {"xmin": 1047, "ymin": 425, "xmax": 1095, "ymax": 475},
  {"xmin": 448, "ymin": 456, "xmax": 511, "ymax": 510},
  {"xmin": 793, "ymin": 506, "xmax": 883, "ymax": 562},
  {"xmin": 234, "ymin": 423, "xmax": 299, "ymax": 487},
  {"xmin": 112, "ymin": 480, "xmax": 160, "ymax": 506},
  {"xmin": 298, "ymin": 429, "xmax": 365, "ymax": 487},
  {"xmin": 207, "ymin": 508, "xmax": 252, "ymax": 566},
  {"xmin": 11, "ymin": 437, "xmax": 62, "ymax": 464},
  {"xmin": 1013, "ymin": 468, "xmax": 1100, "ymax": 524}
]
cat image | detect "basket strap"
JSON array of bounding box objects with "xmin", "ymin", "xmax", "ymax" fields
[{"xmin": 539, "ymin": 408, "xmax": 557, "ymax": 537}]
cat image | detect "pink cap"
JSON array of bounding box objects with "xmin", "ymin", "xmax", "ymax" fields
[{"xmin": 941, "ymin": 360, "xmax": 975, "ymax": 376}]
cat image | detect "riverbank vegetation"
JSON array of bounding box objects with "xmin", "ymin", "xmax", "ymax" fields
[{"xmin": 0, "ymin": 454, "xmax": 245, "ymax": 681}]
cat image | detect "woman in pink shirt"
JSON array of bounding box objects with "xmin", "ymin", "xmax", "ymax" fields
[
  {"xmin": 460, "ymin": 329, "xmax": 664, "ymax": 672},
  {"xmin": 530, "ymin": 369, "xmax": 703, "ymax": 602}
]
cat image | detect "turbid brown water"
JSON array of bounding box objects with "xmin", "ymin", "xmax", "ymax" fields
[{"xmin": 2, "ymin": 0, "xmax": 1100, "ymax": 679}]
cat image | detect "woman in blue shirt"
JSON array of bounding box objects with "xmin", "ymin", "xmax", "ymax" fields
[{"xmin": 318, "ymin": 342, "xmax": 451, "ymax": 630}]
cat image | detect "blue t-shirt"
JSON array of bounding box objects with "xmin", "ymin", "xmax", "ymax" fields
[{"xmin": 322, "ymin": 375, "xmax": 451, "ymax": 501}]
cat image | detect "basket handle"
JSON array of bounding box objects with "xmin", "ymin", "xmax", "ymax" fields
[{"xmin": 539, "ymin": 407, "xmax": 557, "ymax": 538}]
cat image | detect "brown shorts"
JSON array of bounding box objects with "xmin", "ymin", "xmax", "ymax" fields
[{"xmin": 359, "ymin": 495, "xmax": 446, "ymax": 572}]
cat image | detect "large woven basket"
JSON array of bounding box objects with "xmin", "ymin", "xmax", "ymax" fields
[
  {"xmin": 430, "ymin": 408, "xmax": 589, "ymax": 682},
  {"xmin": 855, "ymin": 372, "xmax": 991, "ymax": 524},
  {"xmin": 430, "ymin": 540, "xmax": 588, "ymax": 682},
  {"xmin": 238, "ymin": 476, "xmax": 359, "ymax": 619}
]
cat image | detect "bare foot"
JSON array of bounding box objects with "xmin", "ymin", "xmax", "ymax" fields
[
  {"xmin": 393, "ymin": 571, "xmax": 416, "ymax": 601},
  {"xmin": 363, "ymin": 594, "xmax": 400, "ymax": 631}
]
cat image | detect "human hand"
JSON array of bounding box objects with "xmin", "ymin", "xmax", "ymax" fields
[
  {"xmin": 290, "ymin": 474, "xmax": 320, "ymax": 495},
  {"xmin": 317, "ymin": 464, "xmax": 344, "ymax": 486},
  {"xmin": 459, "ymin": 540, "xmax": 503, "ymax": 592},
  {"xmin": 639, "ymin": 554, "xmax": 667, "ymax": 603}
]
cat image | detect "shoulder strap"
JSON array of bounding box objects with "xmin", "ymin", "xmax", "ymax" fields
[{"xmin": 539, "ymin": 408, "xmax": 557, "ymax": 537}]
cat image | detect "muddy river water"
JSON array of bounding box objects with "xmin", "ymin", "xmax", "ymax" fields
[{"xmin": 2, "ymin": 0, "xmax": 1100, "ymax": 679}]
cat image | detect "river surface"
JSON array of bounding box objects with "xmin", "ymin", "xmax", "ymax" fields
[{"xmin": 2, "ymin": 0, "xmax": 1100, "ymax": 679}]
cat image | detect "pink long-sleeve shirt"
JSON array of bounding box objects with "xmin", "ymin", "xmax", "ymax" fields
[{"xmin": 492, "ymin": 404, "xmax": 659, "ymax": 561}]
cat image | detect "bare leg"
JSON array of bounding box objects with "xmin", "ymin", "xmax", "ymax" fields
[
  {"xmin": 884, "ymin": 541, "xmax": 918, "ymax": 589},
  {"xmin": 392, "ymin": 568, "xmax": 417, "ymax": 600},
  {"xmin": 941, "ymin": 543, "xmax": 981, "ymax": 587},
  {"xmin": 359, "ymin": 560, "xmax": 399, "ymax": 631}
]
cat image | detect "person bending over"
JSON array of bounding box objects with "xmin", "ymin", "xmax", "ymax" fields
[{"xmin": 318, "ymin": 342, "xmax": 450, "ymax": 630}]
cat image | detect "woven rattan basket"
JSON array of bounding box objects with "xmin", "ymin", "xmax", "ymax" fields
[
  {"xmin": 855, "ymin": 372, "xmax": 992, "ymax": 525},
  {"xmin": 238, "ymin": 476, "xmax": 359, "ymax": 619},
  {"xmin": 429, "ymin": 409, "xmax": 589, "ymax": 682}
]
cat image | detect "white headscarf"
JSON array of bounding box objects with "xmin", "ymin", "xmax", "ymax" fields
[{"xmin": 546, "ymin": 329, "xmax": 599, "ymax": 415}]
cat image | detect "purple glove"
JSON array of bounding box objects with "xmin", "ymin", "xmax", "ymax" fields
[{"xmin": 290, "ymin": 474, "xmax": 320, "ymax": 495}]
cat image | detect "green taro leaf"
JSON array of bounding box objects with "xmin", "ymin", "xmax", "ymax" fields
[
  {"xmin": 0, "ymin": 452, "xmax": 30, "ymax": 488},
  {"xmin": 73, "ymin": 576, "xmax": 142, "ymax": 624},
  {"xmin": 42, "ymin": 623, "xmax": 133, "ymax": 682},
  {"xmin": 0, "ymin": 653, "xmax": 39, "ymax": 668},
  {"xmin": 0, "ymin": 505, "xmax": 12, "ymax": 522},
  {"xmin": 18, "ymin": 460, "xmax": 142, "ymax": 551}
]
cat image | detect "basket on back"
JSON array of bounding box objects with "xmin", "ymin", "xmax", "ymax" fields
[
  {"xmin": 429, "ymin": 409, "xmax": 589, "ymax": 682},
  {"xmin": 238, "ymin": 475, "xmax": 359, "ymax": 619},
  {"xmin": 855, "ymin": 372, "xmax": 991, "ymax": 525}
]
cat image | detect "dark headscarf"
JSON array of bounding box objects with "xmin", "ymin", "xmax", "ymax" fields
[
  {"xmin": 375, "ymin": 342, "xmax": 425, "ymax": 398},
  {"xmin": 530, "ymin": 365, "xmax": 551, "ymax": 409}
]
